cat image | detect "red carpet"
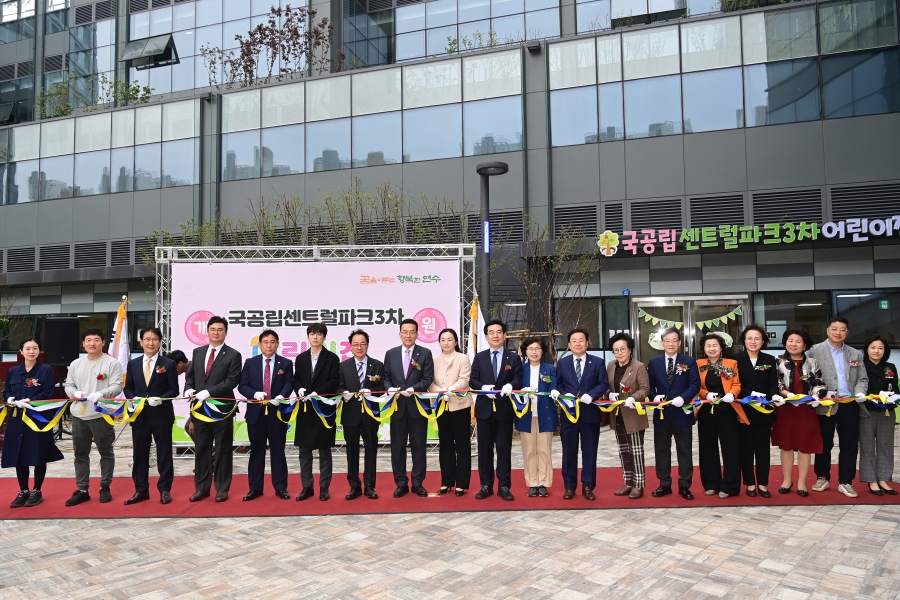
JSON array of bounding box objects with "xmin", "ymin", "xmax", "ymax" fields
[{"xmin": 3, "ymin": 466, "xmax": 898, "ymax": 520}]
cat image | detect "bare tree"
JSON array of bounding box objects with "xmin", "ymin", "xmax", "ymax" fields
[{"xmin": 0, "ymin": 284, "xmax": 25, "ymax": 351}]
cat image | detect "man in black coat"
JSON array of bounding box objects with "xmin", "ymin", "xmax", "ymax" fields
[
  {"xmin": 184, "ymin": 316, "xmax": 243, "ymax": 503},
  {"xmin": 123, "ymin": 326, "xmax": 180, "ymax": 505},
  {"xmin": 338, "ymin": 329, "xmax": 386, "ymax": 500},
  {"xmin": 293, "ymin": 322, "xmax": 341, "ymax": 501}
]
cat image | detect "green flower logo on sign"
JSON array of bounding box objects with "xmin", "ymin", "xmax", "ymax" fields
[{"xmin": 597, "ymin": 230, "xmax": 620, "ymax": 256}]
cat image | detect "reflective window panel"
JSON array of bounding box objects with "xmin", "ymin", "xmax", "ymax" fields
[
  {"xmin": 306, "ymin": 118, "xmax": 351, "ymax": 172},
  {"xmin": 598, "ymin": 82, "xmax": 624, "ymax": 142},
  {"xmin": 526, "ymin": 8, "xmax": 560, "ymax": 40},
  {"xmin": 492, "ymin": 13, "xmax": 525, "ymax": 43},
  {"xmin": 222, "ymin": 129, "xmax": 260, "ymax": 181},
  {"xmin": 577, "ymin": 0, "xmax": 611, "ymax": 34},
  {"xmin": 396, "ymin": 31, "xmax": 426, "ymax": 61},
  {"xmin": 624, "ymin": 74, "xmax": 683, "ymax": 138},
  {"xmin": 261, "ymin": 124, "xmax": 305, "ymax": 176},
  {"xmin": 680, "ymin": 16, "xmax": 741, "ymax": 73},
  {"xmin": 162, "ymin": 138, "xmax": 198, "ymax": 187},
  {"xmin": 459, "ymin": 0, "xmax": 490, "ymax": 22},
  {"xmin": 110, "ymin": 146, "xmax": 133, "ymax": 193},
  {"xmin": 463, "ymin": 95, "xmax": 523, "ymax": 155},
  {"xmin": 195, "ymin": 0, "xmax": 223, "ymax": 28},
  {"xmin": 549, "ymin": 38, "xmax": 597, "ymax": 90},
  {"xmin": 427, "ymin": 25, "xmax": 457, "ymax": 55},
  {"xmin": 744, "ymin": 58, "xmax": 821, "ymax": 126},
  {"xmin": 819, "ymin": 0, "xmax": 898, "ymax": 55},
  {"xmin": 396, "ymin": 3, "xmax": 425, "ymax": 33},
  {"xmin": 492, "ymin": 0, "xmax": 525, "ymax": 18},
  {"xmin": 741, "ymin": 6, "xmax": 817, "ymax": 64},
  {"xmin": 39, "ymin": 155, "xmax": 74, "ymax": 200},
  {"xmin": 6, "ymin": 159, "xmax": 40, "ymax": 203},
  {"xmin": 134, "ymin": 143, "xmax": 161, "ymax": 191},
  {"xmin": 682, "ymin": 67, "xmax": 744, "ymax": 133},
  {"xmin": 352, "ymin": 112, "xmax": 402, "ymax": 167},
  {"xmin": 74, "ymin": 149, "xmax": 110, "ymax": 196},
  {"xmin": 822, "ymin": 47, "xmax": 900, "ymax": 118},
  {"xmin": 622, "ymin": 25, "xmax": 680, "ymax": 79},
  {"xmin": 550, "ymin": 85, "xmax": 598, "ymax": 146},
  {"xmin": 402, "ymin": 104, "xmax": 462, "ymax": 161},
  {"xmin": 427, "ymin": 0, "xmax": 457, "ymax": 28},
  {"xmin": 222, "ymin": 89, "xmax": 261, "ymax": 133}
]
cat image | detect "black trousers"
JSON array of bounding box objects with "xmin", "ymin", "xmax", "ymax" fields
[
  {"xmin": 476, "ymin": 414, "xmax": 513, "ymax": 489},
  {"xmin": 815, "ymin": 403, "xmax": 860, "ymax": 485},
  {"xmin": 653, "ymin": 418, "xmax": 693, "ymax": 489},
  {"xmin": 247, "ymin": 410, "xmax": 289, "ymax": 493},
  {"xmin": 193, "ymin": 417, "xmax": 234, "ymax": 494},
  {"xmin": 344, "ymin": 421, "xmax": 379, "ymax": 490},
  {"xmin": 697, "ymin": 405, "xmax": 741, "ymax": 496},
  {"xmin": 390, "ymin": 411, "xmax": 428, "ymax": 488},
  {"xmin": 739, "ymin": 423, "xmax": 772, "ymax": 487},
  {"xmin": 298, "ymin": 446, "xmax": 332, "ymax": 490},
  {"xmin": 131, "ymin": 421, "xmax": 174, "ymax": 494},
  {"xmin": 438, "ymin": 408, "xmax": 472, "ymax": 489}
]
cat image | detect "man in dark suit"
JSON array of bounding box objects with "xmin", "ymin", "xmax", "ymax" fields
[
  {"xmin": 384, "ymin": 318, "xmax": 435, "ymax": 498},
  {"xmin": 237, "ymin": 329, "xmax": 294, "ymax": 501},
  {"xmin": 469, "ymin": 319, "xmax": 523, "ymax": 501},
  {"xmin": 338, "ymin": 329, "xmax": 386, "ymax": 500},
  {"xmin": 293, "ymin": 322, "xmax": 341, "ymax": 501},
  {"xmin": 648, "ymin": 327, "xmax": 701, "ymax": 500},
  {"xmin": 123, "ymin": 326, "xmax": 180, "ymax": 505},
  {"xmin": 552, "ymin": 327, "xmax": 609, "ymax": 501},
  {"xmin": 183, "ymin": 315, "xmax": 243, "ymax": 503}
]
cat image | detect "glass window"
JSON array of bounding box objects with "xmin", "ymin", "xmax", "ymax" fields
[
  {"xmin": 624, "ymin": 74, "xmax": 682, "ymax": 138},
  {"xmin": 195, "ymin": 0, "xmax": 222, "ymax": 27},
  {"xmin": 403, "ymin": 104, "xmax": 462, "ymax": 161},
  {"xmin": 578, "ymin": 0, "xmax": 611, "ymax": 34},
  {"xmin": 648, "ymin": 0, "xmax": 681, "ymax": 13},
  {"xmin": 134, "ymin": 143, "xmax": 161, "ymax": 190},
  {"xmin": 162, "ymin": 100, "xmax": 198, "ymax": 141},
  {"xmin": 352, "ymin": 112, "xmax": 402, "ymax": 167},
  {"xmin": 306, "ymin": 77, "xmax": 351, "ymax": 121},
  {"xmin": 306, "ymin": 118, "xmax": 351, "ymax": 172},
  {"xmin": 742, "ymin": 6, "xmax": 817, "ymax": 65},
  {"xmin": 171, "ymin": 59, "xmax": 195, "ymax": 92},
  {"xmin": 744, "ymin": 58, "xmax": 821, "ymax": 126},
  {"xmin": 173, "ymin": 2, "xmax": 194, "ymax": 31},
  {"xmin": 172, "ymin": 29, "xmax": 194, "ymax": 58},
  {"xmin": 111, "ymin": 109, "xmax": 134, "ymax": 148},
  {"xmin": 834, "ymin": 289, "xmax": 900, "ymax": 346},
  {"xmin": 820, "ymin": 0, "xmax": 898, "ymax": 55},
  {"xmin": 822, "ymin": 48, "xmax": 900, "ymax": 118},
  {"xmin": 75, "ymin": 113, "xmax": 111, "ymax": 153},
  {"xmin": 222, "ymin": 129, "xmax": 259, "ymax": 180},
  {"xmin": 599, "ymin": 81, "xmax": 623, "ymax": 141},
  {"xmin": 463, "ymin": 50, "xmax": 521, "ymax": 100},
  {"xmin": 403, "ymin": 58, "xmax": 462, "ymax": 108},
  {"xmin": 135, "ymin": 105, "xmax": 162, "ymax": 145},
  {"xmin": 492, "ymin": 13, "xmax": 525, "ymax": 43},
  {"xmin": 396, "ymin": 31, "xmax": 426, "ymax": 61},
  {"xmin": 686, "ymin": 0, "xmax": 721, "ymax": 16},
  {"xmin": 526, "ymin": 8, "xmax": 560, "ymax": 40},
  {"xmin": 427, "ymin": 25, "xmax": 457, "ymax": 55},
  {"xmin": 623, "ymin": 24, "xmax": 679, "ymax": 79},
  {"xmin": 611, "ymin": 0, "xmax": 647, "ymax": 19},
  {"xmin": 74, "ymin": 149, "xmax": 110, "ymax": 196},
  {"xmin": 194, "ymin": 23, "xmax": 222, "ymax": 55},
  {"xmin": 460, "ymin": 0, "xmax": 490, "ymax": 22},
  {"xmin": 597, "ymin": 34, "xmax": 622, "ymax": 83},
  {"xmin": 130, "ymin": 11, "xmax": 149, "ymax": 39},
  {"xmin": 0, "ymin": 164, "xmax": 5, "ymax": 204},
  {"xmin": 261, "ymin": 124, "xmax": 304, "ymax": 176},
  {"xmin": 150, "ymin": 7, "xmax": 172, "ymax": 36},
  {"xmin": 222, "ymin": 89, "xmax": 261, "ymax": 132},
  {"xmin": 250, "ymin": 0, "xmax": 271, "ymax": 16},
  {"xmin": 680, "ymin": 16, "xmax": 741, "ymax": 72},
  {"xmin": 224, "ymin": 0, "xmax": 251, "ymax": 21},
  {"xmin": 550, "ymin": 39, "xmax": 596, "ymax": 90},
  {"xmin": 44, "ymin": 8, "xmax": 65, "ymax": 33},
  {"xmin": 6, "ymin": 159, "xmax": 40, "ymax": 203},
  {"xmin": 682, "ymin": 67, "xmax": 744, "ymax": 133},
  {"xmin": 110, "ymin": 146, "xmax": 133, "ymax": 193},
  {"xmin": 39, "ymin": 154, "xmax": 73, "ymax": 200},
  {"xmin": 492, "ymin": 0, "xmax": 524, "ymax": 18},
  {"xmin": 9, "ymin": 124, "xmax": 40, "ymax": 161},
  {"xmin": 161, "ymin": 138, "xmax": 197, "ymax": 187},
  {"xmin": 459, "ymin": 20, "xmax": 491, "ymax": 48},
  {"xmin": 427, "ymin": 0, "xmax": 457, "ymax": 28},
  {"xmin": 752, "ymin": 292, "xmax": 830, "ymax": 349},
  {"xmin": 40, "ymin": 119, "xmax": 74, "ymax": 157},
  {"xmin": 262, "ymin": 82, "xmax": 304, "ymax": 127},
  {"xmin": 527, "ymin": 0, "xmax": 558, "ymax": 9},
  {"xmin": 463, "ymin": 95, "xmax": 523, "ymax": 155},
  {"xmin": 550, "ymin": 86, "xmax": 598, "ymax": 146},
  {"xmin": 149, "ymin": 65, "xmax": 172, "ymax": 95},
  {"xmin": 352, "ymin": 68, "xmax": 401, "ymax": 116},
  {"xmin": 396, "ymin": 3, "xmax": 425, "ymax": 33},
  {"xmin": 223, "ymin": 18, "xmax": 250, "ymax": 51}
]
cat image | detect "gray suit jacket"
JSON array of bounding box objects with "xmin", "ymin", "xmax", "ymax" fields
[{"xmin": 807, "ymin": 341, "xmax": 869, "ymax": 417}]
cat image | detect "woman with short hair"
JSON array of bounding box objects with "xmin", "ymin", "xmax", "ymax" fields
[
  {"xmin": 860, "ymin": 334, "xmax": 898, "ymax": 496},
  {"xmin": 515, "ymin": 337, "xmax": 557, "ymax": 498}
]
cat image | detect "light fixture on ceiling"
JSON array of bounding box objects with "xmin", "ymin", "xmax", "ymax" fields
[
  {"xmin": 505, "ymin": 302, "xmax": 526, "ymax": 307},
  {"xmin": 836, "ymin": 294, "xmax": 872, "ymax": 298},
  {"xmin": 797, "ymin": 303, "xmax": 823, "ymax": 306}
]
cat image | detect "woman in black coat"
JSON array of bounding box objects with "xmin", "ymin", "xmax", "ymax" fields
[
  {"xmin": 2, "ymin": 338, "xmax": 64, "ymax": 508},
  {"xmin": 734, "ymin": 325, "xmax": 779, "ymax": 498}
]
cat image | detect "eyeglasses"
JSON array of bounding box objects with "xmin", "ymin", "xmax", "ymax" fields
[
  {"xmin": 612, "ymin": 347, "xmax": 629, "ymax": 353},
  {"xmin": 351, "ymin": 343, "xmax": 368, "ymax": 348}
]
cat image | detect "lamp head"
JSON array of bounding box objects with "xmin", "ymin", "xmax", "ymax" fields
[{"xmin": 476, "ymin": 161, "xmax": 509, "ymax": 177}]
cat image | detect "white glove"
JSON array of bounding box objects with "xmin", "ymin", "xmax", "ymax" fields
[
  {"xmin": 750, "ymin": 390, "xmax": 766, "ymax": 399},
  {"xmin": 401, "ymin": 387, "xmax": 414, "ymax": 397},
  {"xmin": 887, "ymin": 394, "xmax": 900, "ymax": 404},
  {"xmin": 500, "ymin": 383, "xmax": 513, "ymax": 395},
  {"xmin": 14, "ymin": 399, "xmax": 29, "ymax": 408},
  {"xmin": 481, "ymin": 384, "xmax": 495, "ymax": 391},
  {"xmin": 550, "ymin": 389, "xmax": 560, "ymax": 400},
  {"xmin": 653, "ymin": 395, "xmax": 665, "ymax": 403},
  {"xmin": 810, "ymin": 399, "xmax": 821, "ymax": 408},
  {"xmin": 579, "ymin": 393, "xmax": 592, "ymax": 404},
  {"xmin": 706, "ymin": 392, "xmax": 719, "ymax": 401},
  {"xmin": 342, "ymin": 391, "xmax": 354, "ymax": 400},
  {"xmin": 307, "ymin": 391, "xmax": 318, "ymax": 401},
  {"xmin": 274, "ymin": 395, "xmax": 284, "ymax": 401},
  {"xmin": 624, "ymin": 397, "xmax": 636, "ymax": 408},
  {"xmin": 6, "ymin": 396, "xmax": 14, "ymax": 404},
  {"xmin": 879, "ymin": 391, "xmax": 892, "ymax": 399},
  {"xmin": 826, "ymin": 391, "xmax": 836, "ymax": 399},
  {"xmin": 670, "ymin": 397, "xmax": 685, "ymax": 408},
  {"xmin": 268, "ymin": 397, "xmax": 280, "ymax": 405},
  {"xmin": 722, "ymin": 393, "xmax": 735, "ymax": 403},
  {"xmin": 359, "ymin": 388, "xmax": 371, "ymax": 395},
  {"xmin": 195, "ymin": 390, "xmax": 210, "ymax": 401},
  {"xmin": 608, "ymin": 392, "xmax": 619, "ymax": 402},
  {"xmin": 148, "ymin": 397, "xmax": 162, "ymax": 407},
  {"xmin": 288, "ymin": 392, "xmax": 298, "ymax": 405},
  {"xmin": 522, "ymin": 386, "xmax": 535, "ymax": 393},
  {"xmin": 183, "ymin": 388, "xmax": 195, "ymax": 398},
  {"xmin": 87, "ymin": 392, "xmax": 103, "ymax": 403},
  {"xmin": 296, "ymin": 388, "xmax": 306, "ymax": 398},
  {"xmin": 855, "ymin": 393, "xmax": 867, "ymax": 403},
  {"xmin": 772, "ymin": 394, "xmax": 785, "ymax": 406},
  {"xmin": 253, "ymin": 392, "xmax": 267, "ymax": 401},
  {"xmin": 73, "ymin": 390, "xmax": 84, "ymax": 399},
  {"xmin": 387, "ymin": 387, "xmax": 400, "ymax": 394}
]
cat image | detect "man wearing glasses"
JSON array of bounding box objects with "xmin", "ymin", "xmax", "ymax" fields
[{"xmin": 807, "ymin": 317, "xmax": 869, "ymax": 498}]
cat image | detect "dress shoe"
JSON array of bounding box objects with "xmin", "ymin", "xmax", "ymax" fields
[
  {"xmin": 527, "ymin": 487, "xmax": 539, "ymax": 497},
  {"xmin": 24, "ymin": 490, "xmax": 43, "ymax": 507},
  {"xmin": 629, "ymin": 487, "xmax": 643, "ymax": 500},
  {"xmin": 275, "ymin": 489, "xmax": 291, "ymax": 500},
  {"xmin": 582, "ymin": 486, "xmax": 596, "ymax": 501},
  {"xmin": 758, "ymin": 488, "xmax": 771, "ymax": 499},
  {"xmin": 437, "ymin": 487, "xmax": 450, "ymax": 495},
  {"xmin": 345, "ymin": 488, "xmax": 362, "ymax": 500},
  {"xmin": 319, "ymin": 488, "xmax": 330, "ymax": 501},
  {"xmin": 99, "ymin": 487, "xmax": 112, "ymax": 503},
  {"xmin": 296, "ymin": 487, "xmax": 315, "ymax": 501},
  {"xmin": 613, "ymin": 485, "xmax": 633, "ymax": 497},
  {"xmin": 364, "ymin": 486, "xmax": 378, "ymax": 499},
  {"xmin": 678, "ymin": 486, "xmax": 694, "ymax": 500},
  {"xmin": 124, "ymin": 491, "xmax": 150, "ymax": 505},
  {"xmin": 475, "ymin": 485, "xmax": 493, "ymax": 500},
  {"xmin": 651, "ymin": 486, "xmax": 672, "ymax": 498},
  {"xmin": 243, "ymin": 489, "xmax": 263, "ymax": 501},
  {"xmin": 778, "ymin": 483, "xmax": 793, "ymax": 494},
  {"xmin": 879, "ymin": 484, "xmax": 899, "ymax": 495},
  {"xmin": 412, "ymin": 485, "xmax": 428, "ymax": 497},
  {"xmin": 797, "ymin": 488, "xmax": 809, "ymax": 497},
  {"xmin": 65, "ymin": 490, "xmax": 91, "ymax": 507},
  {"xmin": 563, "ymin": 489, "xmax": 575, "ymax": 500},
  {"xmin": 189, "ymin": 490, "xmax": 210, "ymax": 502},
  {"xmin": 215, "ymin": 491, "xmax": 228, "ymax": 502},
  {"xmin": 498, "ymin": 487, "xmax": 514, "ymax": 501},
  {"xmin": 393, "ymin": 486, "xmax": 409, "ymax": 498},
  {"xmin": 160, "ymin": 491, "xmax": 172, "ymax": 504},
  {"xmin": 868, "ymin": 485, "xmax": 883, "ymax": 496},
  {"xmin": 454, "ymin": 489, "xmax": 465, "ymax": 497},
  {"xmin": 537, "ymin": 486, "xmax": 549, "ymax": 498},
  {"xmin": 745, "ymin": 486, "xmax": 757, "ymax": 497}
]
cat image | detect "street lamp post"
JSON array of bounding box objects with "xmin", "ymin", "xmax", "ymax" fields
[{"xmin": 475, "ymin": 161, "xmax": 509, "ymax": 318}]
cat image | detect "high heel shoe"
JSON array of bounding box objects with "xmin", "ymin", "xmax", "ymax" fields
[
  {"xmin": 437, "ymin": 487, "xmax": 450, "ymax": 495},
  {"xmin": 879, "ymin": 484, "xmax": 898, "ymax": 496},
  {"xmin": 778, "ymin": 483, "xmax": 793, "ymax": 494},
  {"xmin": 745, "ymin": 486, "xmax": 757, "ymax": 497},
  {"xmin": 869, "ymin": 485, "xmax": 883, "ymax": 496},
  {"xmin": 797, "ymin": 488, "xmax": 809, "ymax": 497},
  {"xmin": 454, "ymin": 489, "xmax": 465, "ymax": 497},
  {"xmin": 759, "ymin": 487, "xmax": 771, "ymax": 499}
]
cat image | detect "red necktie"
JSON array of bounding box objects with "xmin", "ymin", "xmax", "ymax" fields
[
  {"xmin": 205, "ymin": 347, "xmax": 216, "ymax": 377},
  {"xmin": 264, "ymin": 358, "xmax": 272, "ymax": 397}
]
